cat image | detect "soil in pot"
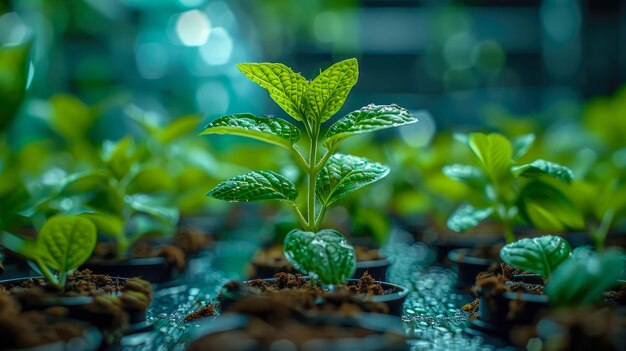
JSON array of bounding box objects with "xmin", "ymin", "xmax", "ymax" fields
[
  {"xmin": 0, "ymin": 269, "xmax": 153, "ymax": 340},
  {"xmin": 173, "ymin": 226, "xmax": 214, "ymax": 257},
  {"xmin": 448, "ymin": 245, "xmax": 501, "ymax": 291},
  {"xmin": 84, "ymin": 240, "xmax": 187, "ymax": 284},
  {"xmin": 0, "ymin": 289, "xmax": 102, "ymax": 350},
  {"xmin": 248, "ymin": 245, "xmax": 391, "ymax": 281},
  {"xmin": 220, "ymin": 272, "xmax": 408, "ymax": 316},
  {"xmin": 186, "ymin": 295, "xmax": 408, "ymax": 351}
]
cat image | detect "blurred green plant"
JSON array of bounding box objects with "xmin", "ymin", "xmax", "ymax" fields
[
  {"xmin": 202, "ymin": 59, "xmax": 419, "ymax": 284},
  {"xmin": 0, "ymin": 40, "xmax": 30, "ymax": 133},
  {"xmin": 445, "ymin": 132, "xmax": 583, "ymax": 243}
]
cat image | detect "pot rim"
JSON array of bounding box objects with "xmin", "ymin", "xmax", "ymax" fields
[
  {"xmin": 356, "ymin": 257, "xmax": 391, "ymax": 268},
  {"xmin": 85, "ymin": 256, "xmax": 167, "ymax": 266},
  {"xmin": 477, "ymin": 286, "xmax": 549, "ymax": 304},
  {"xmin": 221, "ymin": 277, "xmax": 409, "ymax": 303},
  {"xmin": 0, "ymin": 275, "xmax": 131, "ymax": 302}
]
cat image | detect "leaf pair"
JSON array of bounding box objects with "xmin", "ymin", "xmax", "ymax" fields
[
  {"xmin": 1, "ymin": 216, "xmax": 96, "ymax": 289},
  {"xmin": 207, "ymin": 154, "xmax": 389, "ymax": 207},
  {"xmin": 238, "ymin": 59, "xmax": 358, "ymax": 124}
]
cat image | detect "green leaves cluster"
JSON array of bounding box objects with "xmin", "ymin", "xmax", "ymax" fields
[
  {"xmin": 500, "ymin": 236, "xmax": 625, "ymax": 307},
  {"xmin": 0, "ymin": 216, "xmax": 97, "ymax": 289},
  {"xmin": 444, "ymin": 132, "xmax": 582, "ymax": 242},
  {"xmin": 202, "ymin": 59, "xmax": 419, "ymax": 284}
]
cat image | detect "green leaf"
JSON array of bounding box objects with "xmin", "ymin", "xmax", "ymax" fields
[
  {"xmin": 101, "ymin": 136, "xmax": 139, "ymax": 180},
  {"xmin": 201, "ymin": 113, "xmax": 301, "ymax": 149},
  {"xmin": 0, "ymin": 231, "xmax": 39, "ymax": 260},
  {"xmin": 442, "ymin": 164, "xmax": 485, "ymax": 190},
  {"xmin": 78, "ymin": 212, "xmax": 124, "ymax": 240},
  {"xmin": 284, "ymin": 229, "xmax": 356, "ymax": 285},
  {"xmin": 511, "ymin": 133, "xmax": 535, "ymax": 161},
  {"xmin": 49, "ymin": 94, "xmax": 95, "ymax": 141},
  {"xmin": 37, "ymin": 216, "xmax": 97, "ymax": 272},
  {"xmin": 126, "ymin": 194, "xmax": 180, "ymax": 226},
  {"xmin": 512, "ymin": 159, "xmax": 573, "ymax": 183},
  {"xmin": 546, "ymin": 249, "xmax": 625, "ymax": 306},
  {"xmin": 447, "ymin": 204, "xmax": 494, "ymax": 232},
  {"xmin": 157, "ymin": 115, "xmax": 201, "ymax": 144},
  {"xmin": 499, "ymin": 235, "xmax": 572, "ymax": 277},
  {"xmin": 237, "ymin": 63, "xmax": 308, "ymax": 121},
  {"xmin": 127, "ymin": 167, "xmax": 175, "ymax": 194},
  {"xmin": 305, "ymin": 58, "xmax": 358, "ymax": 123},
  {"xmin": 323, "ymin": 104, "xmax": 417, "ymax": 148},
  {"xmin": 518, "ymin": 180, "xmax": 584, "ymax": 231},
  {"xmin": 316, "ymin": 154, "xmax": 389, "ymax": 206},
  {"xmin": 208, "ymin": 171, "xmax": 298, "ymax": 202},
  {"xmin": 0, "ymin": 41, "xmax": 31, "ymax": 132},
  {"xmin": 468, "ymin": 133, "xmax": 513, "ymax": 181}
]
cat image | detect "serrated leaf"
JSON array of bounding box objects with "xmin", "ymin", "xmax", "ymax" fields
[
  {"xmin": 446, "ymin": 203, "xmax": 494, "ymax": 232},
  {"xmin": 512, "ymin": 133, "xmax": 535, "ymax": 161},
  {"xmin": 468, "ymin": 133, "xmax": 513, "ymax": 181},
  {"xmin": 500, "ymin": 235, "xmax": 571, "ymax": 277},
  {"xmin": 284, "ymin": 228, "xmax": 356, "ymax": 284},
  {"xmin": 316, "ymin": 154, "xmax": 389, "ymax": 206},
  {"xmin": 305, "ymin": 58, "xmax": 358, "ymax": 123},
  {"xmin": 518, "ymin": 180, "xmax": 584, "ymax": 231},
  {"xmin": 201, "ymin": 113, "xmax": 301, "ymax": 149},
  {"xmin": 323, "ymin": 104, "xmax": 417, "ymax": 148},
  {"xmin": 546, "ymin": 249, "xmax": 624, "ymax": 306},
  {"xmin": 442, "ymin": 164, "xmax": 485, "ymax": 190},
  {"xmin": 208, "ymin": 171, "xmax": 298, "ymax": 202},
  {"xmin": 512, "ymin": 159, "xmax": 573, "ymax": 183},
  {"xmin": 38, "ymin": 216, "xmax": 97, "ymax": 272},
  {"xmin": 237, "ymin": 63, "xmax": 308, "ymax": 121}
]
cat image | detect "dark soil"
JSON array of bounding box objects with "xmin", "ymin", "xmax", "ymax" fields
[
  {"xmin": 91, "ymin": 241, "xmax": 187, "ymax": 270},
  {"xmin": 0, "ymin": 290, "xmax": 90, "ymax": 349},
  {"xmin": 185, "ymin": 303, "xmax": 217, "ymax": 321},
  {"xmin": 174, "ymin": 227, "xmax": 213, "ymax": 256},
  {"xmin": 1, "ymin": 270, "xmax": 152, "ymax": 337},
  {"xmin": 187, "ymin": 294, "xmax": 405, "ymax": 351}
]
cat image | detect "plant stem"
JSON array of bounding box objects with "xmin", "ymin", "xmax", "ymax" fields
[
  {"xmin": 315, "ymin": 205, "xmax": 327, "ymax": 228},
  {"xmin": 290, "ymin": 203, "xmax": 308, "ymax": 229},
  {"xmin": 37, "ymin": 259, "xmax": 62, "ymax": 290},
  {"xmin": 307, "ymin": 123, "xmax": 320, "ymax": 231},
  {"xmin": 291, "ymin": 146, "xmax": 309, "ymax": 170},
  {"xmin": 504, "ymin": 220, "xmax": 515, "ymax": 244}
]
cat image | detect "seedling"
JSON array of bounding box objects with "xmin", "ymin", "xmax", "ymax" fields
[
  {"xmin": 202, "ymin": 59, "xmax": 418, "ymax": 284},
  {"xmin": 500, "ymin": 236, "xmax": 625, "ymax": 306},
  {"xmin": 444, "ymin": 132, "xmax": 583, "ymax": 243},
  {"xmin": 0, "ymin": 216, "xmax": 97, "ymax": 289}
]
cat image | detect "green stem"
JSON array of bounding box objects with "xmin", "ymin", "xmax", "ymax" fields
[
  {"xmin": 290, "ymin": 203, "xmax": 308, "ymax": 229},
  {"xmin": 315, "ymin": 204, "xmax": 327, "ymax": 228},
  {"xmin": 37, "ymin": 259, "xmax": 62, "ymax": 290},
  {"xmin": 314, "ymin": 147, "xmax": 334, "ymax": 173},
  {"xmin": 504, "ymin": 220, "xmax": 515, "ymax": 244},
  {"xmin": 291, "ymin": 146, "xmax": 309, "ymax": 171},
  {"xmin": 307, "ymin": 124, "xmax": 320, "ymax": 231}
]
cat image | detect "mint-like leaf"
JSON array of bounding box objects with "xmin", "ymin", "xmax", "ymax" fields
[
  {"xmin": 511, "ymin": 133, "xmax": 535, "ymax": 161},
  {"xmin": 323, "ymin": 104, "xmax": 417, "ymax": 149},
  {"xmin": 500, "ymin": 235, "xmax": 571, "ymax": 277},
  {"xmin": 284, "ymin": 228, "xmax": 356, "ymax": 284},
  {"xmin": 201, "ymin": 113, "xmax": 301, "ymax": 149},
  {"xmin": 305, "ymin": 58, "xmax": 358, "ymax": 123},
  {"xmin": 512, "ymin": 159, "xmax": 573, "ymax": 183},
  {"xmin": 446, "ymin": 203, "xmax": 494, "ymax": 232},
  {"xmin": 468, "ymin": 133, "xmax": 513, "ymax": 181},
  {"xmin": 208, "ymin": 171, "xmax": 298, "ymax": 202},
  {"xmin": 237, "ymin": 63, "xmax": 308, "ymax": 121},
  {"xmin": 38, "ymin": 216, "xmax": 97, "ymax": 272},
  {"xmin": 546, "ymin": 249, "xmax": 624, "ymax": 306},
  {"xmin": 316, "ymin": 154, "xmax": 389, "ymax": 206}
]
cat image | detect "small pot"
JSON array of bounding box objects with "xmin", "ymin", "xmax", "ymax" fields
[
  {"xmin": 219, "ymin": 278, "xmax": 409, "ymax": 316},
  {"xmin": 82, "ymin": 257, "xmax": 177, "ymax": 284},
  {"xmin": 434, "ymin": 234, "xmax": 501, "ymax": 264},
  {"xmin": 0, "ymin": 276, "xmax": 148, "ymax": 326},
  {"xmin": 448, "ymin": 248, "xmax": 497, "ymax": 290},
  {"xmin": 186, "ymin": 312, "xmax": 409, "ymax": 351},
  {"xmin": 355, "ymin": 257, "xmax": 391, "ymax": 282}
]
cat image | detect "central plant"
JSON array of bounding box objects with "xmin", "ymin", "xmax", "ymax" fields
[{"xmin": 202, "ymin": 59, "xmax": 418, "ymax": 284}]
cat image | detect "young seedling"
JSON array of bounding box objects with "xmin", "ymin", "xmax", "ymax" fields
[
  {"xmin": 0, "ymin": 216, "xmax": 97, "ymax": 289},
  {"xmin": 444, "ymin": 132, "xmax": 583, "ymax": 243},
  {"xmin": 202, "ymin": 59, "xmax": 419, "ymax": 284},
  {"xmin": 500, "ymin": 235, "xmax": 625, "ymax": 306}
]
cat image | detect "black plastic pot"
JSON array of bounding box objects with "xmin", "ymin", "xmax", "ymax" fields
[
  {"xmin": 448, "ymin": 248, "xmax": 497, "ymax": 290},
  {"xmin": 82, "ymin": 257, "xmax": 177, "ymax": 284},
  {"xmin": 433, "ymin": 234, "xmax": 501, "ymax": 265},
  {"xmin": 219, "ymin": 278, "xmax": 409, "ymax": 316},
  {"xmin": 0, "ymin": 276, "xmax": 148, "ymax": 328},
  {"xmin": 355, "ymin": 257, "xmax": 391, "ymax": 282},
  {"xmin": 186, "ymin": 312, "xmax": 409, "ymax": 351}
]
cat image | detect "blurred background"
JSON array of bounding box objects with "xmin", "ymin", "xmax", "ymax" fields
[{"xmin": 2, "ymin": 0, "xmax": 626, "ymax": 245}]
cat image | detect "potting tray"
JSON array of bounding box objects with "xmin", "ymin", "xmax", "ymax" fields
[{"xmin": 117, "ymin": 233, "xmax": 507, "ymax": 351}]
